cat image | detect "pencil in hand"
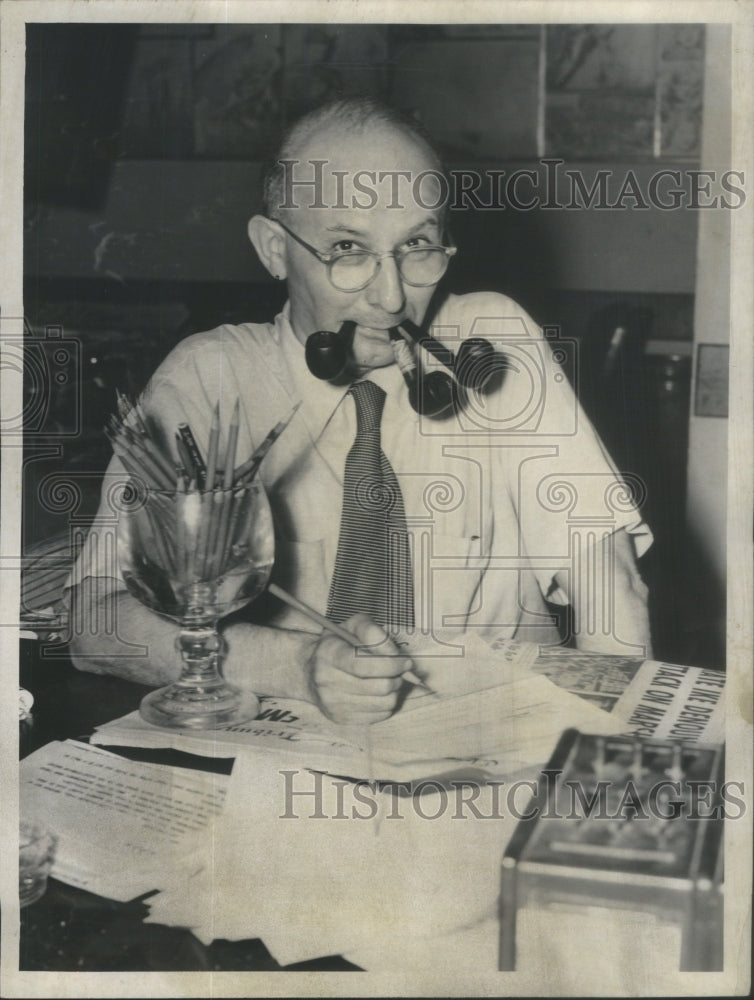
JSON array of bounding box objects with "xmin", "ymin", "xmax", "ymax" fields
[{"xmin": 267, "ymin": 583, "xmax": 436, "ymax": 695}]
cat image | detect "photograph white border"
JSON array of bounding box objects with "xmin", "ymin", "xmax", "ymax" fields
[{"xmin": 1, "ymin": 2, "xmax": 751, "ymax": 997}]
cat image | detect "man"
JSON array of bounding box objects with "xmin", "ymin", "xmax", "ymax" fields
[{"xmin": 69, "ymin": 98, "xmax": 652, "ymax": 723}]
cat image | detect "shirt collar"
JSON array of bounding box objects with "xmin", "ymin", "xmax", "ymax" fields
[{"xmin": 275, "ymin": 303, "xmax": 416, "ymax": 442}]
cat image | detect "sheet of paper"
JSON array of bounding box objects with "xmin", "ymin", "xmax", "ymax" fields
[
  {"xmin": 90, "ymin": 629, "xmax": 535, "ymax": 760},
  {"xmin": 91, "ymin": 700, "xmax": 518, "ymax": 783},
  {"xmin": 347, "ymin": 911, "xmax": 678, "ymax": 990},
  {"xmin": 368, "ymin": 672, "xmax": 628, "ymax": 775},
  {"xmin": 89, "ymin": 631, "xmax": 538, "ymax": 779},
  {"xmin": 20, "ymin": 740, "xmax": 228, "ymax": 901},
  {"xmin": 144, "ymin": 751, "xmax": 514, "ymax": 965},
  {"xmin": 91, "ymin": 633, "xmax": 623, "ymax": 781},
  {"xmin": 404, "ymin": 630, "xmax": 541, "ymax": 696},
  {"xmin": 91, "ymin": 697, "xmax": 374, "ymax": 772},
  {"xmin": 345, "ymin": 918, "xmax": 500, "ymax": 980},
  {"xmin": 91, "ymin": 669, "xmax": 624, "ymax": 782},
  {"xmin": 136, "ymin": 644, "xmax": 723, "ymax": 966}
]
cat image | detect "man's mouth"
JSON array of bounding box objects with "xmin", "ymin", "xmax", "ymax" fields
[{"xmin": 353, "ymin": 318, "xmax": 408, "ymax": 338}]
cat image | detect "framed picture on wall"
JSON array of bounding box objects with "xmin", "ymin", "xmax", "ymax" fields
[
  {"xmin": 545, "ymin": 23, "xmax": 704, "ymax": 160},
  {"xmin": 695, "ymin": 344, "xmax": 730, "ymax": 417}
]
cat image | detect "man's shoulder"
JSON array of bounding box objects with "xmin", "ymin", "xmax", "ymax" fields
[
  {"xmin": 151, "ymin": 318, "xmax": 279, "ymax": 383},
  {"xmin": 431, "ymin": 291, "xmax": 537, "ymax": 337},
  {"xmin": 165, "ymin": 319, "xmax": 276, "ymax": 362}
]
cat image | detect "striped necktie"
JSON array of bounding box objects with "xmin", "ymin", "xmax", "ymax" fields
[{"xmin": 327, "ymin": 380, "xmax": 414, "ymax": 634}]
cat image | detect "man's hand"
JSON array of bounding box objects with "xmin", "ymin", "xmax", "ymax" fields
[{"xmin": 306, "ymin": 613, "xmax": 412, "ymax": 725}]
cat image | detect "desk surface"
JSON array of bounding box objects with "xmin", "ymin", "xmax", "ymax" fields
[
  {"xmin": 20, "ymin": 638, "xmax": 726, "ymax": 973},
  {"xmin": 19, "ymin": 641, "xmax": 360, "ymax": 973}
]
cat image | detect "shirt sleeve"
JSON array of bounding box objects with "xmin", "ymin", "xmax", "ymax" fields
[{"xmin": 435, "ymin": 292, "xmax": 653, "ymax": 603}]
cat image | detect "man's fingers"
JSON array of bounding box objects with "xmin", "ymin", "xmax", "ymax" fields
[
  {"xmin": 335, "ymin": 707, "xmax": 394, "ymax": 722},
  {"xmin": 318, "ymin": 632, "xmax": 410, "ymax": 679},
  {"xmin": 350, "ymin": 652, "xmax": 413, "ymax": 680},
  {"xmin": 335, "ymin": 614, "xmax": 415, "ymax": 677},
  {"xmin": 309, "ymin": 615, "xmax": 414, "ymax": 723},
  {"xmin": 326, "ymin": 706, "xmax": 395, "ymax": 724},
  {"xmin": 327, "ymin": 674, "xmax": 402, "ymax": 697},
  {"xmin": 343, "ymin": 613, "xmax": 407, "ymax": 655}
]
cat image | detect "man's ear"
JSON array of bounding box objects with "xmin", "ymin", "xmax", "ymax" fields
[{"xmin": 248, "ymin": 215, "xmax": 287, "ymax": 280}]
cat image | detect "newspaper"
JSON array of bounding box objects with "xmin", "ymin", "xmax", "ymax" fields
[{"xmin": 529, "ymin": 646, "xmax": 725, "ymax": 744}]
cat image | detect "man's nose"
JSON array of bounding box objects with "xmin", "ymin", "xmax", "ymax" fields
[{"xmin": 366, "ymin": 256, "xmax": 406, "ymax": 315}]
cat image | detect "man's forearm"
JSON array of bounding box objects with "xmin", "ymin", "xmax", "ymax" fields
[
  {"xmin": 68, "ymin": 580, "xmax": 318, "ymax": 701},
  {"xmin": 556, "ymin": 528, "xmax": 653, "ymax": 657}
]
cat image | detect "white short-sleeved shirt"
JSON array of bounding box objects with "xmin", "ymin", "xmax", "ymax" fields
[{"xmin": 72, "ymin": 292, "xmax": 651, "ymax": 643}]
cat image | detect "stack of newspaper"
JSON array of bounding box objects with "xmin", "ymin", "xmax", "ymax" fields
[{"xmin": 89, "ymin": 633, "xmax": 638, "ymax": 781}]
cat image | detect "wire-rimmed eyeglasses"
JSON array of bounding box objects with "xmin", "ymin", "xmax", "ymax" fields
[{"xmin": 271, "ymin": 218, "xmax": 457, "ymax": 292}]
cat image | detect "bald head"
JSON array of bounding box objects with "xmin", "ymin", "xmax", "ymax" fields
[
  {"xmin": 263, "ymin": 98, "xmax": 447, "ymax": 218},
  {"xmin": 248, "ymin": 97, "xmax": 453, "ymax": 356}
]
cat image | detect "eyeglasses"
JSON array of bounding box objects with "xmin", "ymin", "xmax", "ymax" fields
[{"xmin": 272, "ymin": 218, "xmax": 457, "ymax": 292}]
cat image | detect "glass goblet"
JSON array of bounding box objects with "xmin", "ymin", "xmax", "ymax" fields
[{"xmin": 117, "ymin": 480, "xmax": 274, "ymax": 729}]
